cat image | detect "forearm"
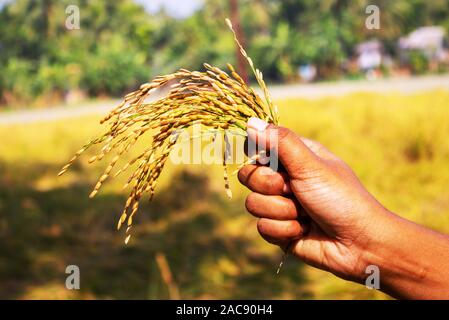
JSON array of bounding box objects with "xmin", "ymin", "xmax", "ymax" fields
[{"xmin": 364, "ymin": 210, "xmax": 449, "ymax": 299}]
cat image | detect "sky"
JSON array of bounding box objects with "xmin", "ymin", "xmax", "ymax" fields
[
  {"xmin": 135, "ymin": 0, "xmax": 203, "ymax": 19},
  {"xmin": 0, "ymin": 0, "xmax": 204, "ymax": 19},
  {"xmin": 0, "ymin": 0, "xmax": 12, "ymax": 9}
]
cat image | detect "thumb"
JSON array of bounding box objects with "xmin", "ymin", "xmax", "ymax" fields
[{"xmin": 246, "ymin": 117, "xmax": 320, "ymax": 179}]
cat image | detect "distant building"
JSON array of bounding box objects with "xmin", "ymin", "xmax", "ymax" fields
[
  {"xmin": 399, "ymin": 26, "xmax": 448, "ymax": 62},
  {"xmin": 355, "ymin": 39, "xmax": 383, "ymax": 72},
  {"xmin": 354, "ymin": 39, "xmax": 385, "ymax": 79},
  {"xmin": 298, "ymin": 64, "xmax": 317, "ymax": 82}
]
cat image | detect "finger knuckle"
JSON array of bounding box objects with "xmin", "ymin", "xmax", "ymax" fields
[
  {"xmin": 245, "ymin": 193, "xmax": 257, "ymax": 213},
  {"xmin": 237, "ymin": 167, "xmax": 248, "ymax": 185},
  {"xmin": 285, "ymin": 221, "xmax": 300, "ymax": 236},
  {"xmin": 237, "ymin": 169, "xmax": 244, "ymax": 183},
  {"xmin": 276, "ymin": 126, "xmax": 295, "ymax": 144},
  {"xmin": 256, "ymin": 218, "xmax": 269, "ymax": 233},
  {"xmin": 263, "ymin": 175, "xmax": 276, "ymax": 193}
]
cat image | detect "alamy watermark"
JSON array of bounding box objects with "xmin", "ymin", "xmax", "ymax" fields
[
  {"xmin": 167, "ymin": 123, "xmax": 278, "ymax": 174},
  {"xmin": 65, "ymin": 265, "xmax": 80, "ymax": 290},
  {"xmin": 365, "ymin": 265, "xmax": 380, "ymax": 290},
  {"xmin": 65, "ymin": 5, "xmax": 80, "ymax": 30},
  {"xmin": 365, "ymin": 5, "xmax": 380, "ymax": 30}
]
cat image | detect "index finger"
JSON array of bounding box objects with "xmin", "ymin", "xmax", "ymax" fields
[{"xmin": 238, "ymin": 164, "xmax": 292, "ymax": 195}]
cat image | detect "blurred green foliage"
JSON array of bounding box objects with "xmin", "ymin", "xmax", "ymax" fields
[
  {"xmin": 408, "ymin": 50, "xmax": 429, "ymax": 75},
  {"xmin": 0, "ymin": 0, "xmax": 153, "ymax": 105},
  {"xmin": 1, "ymin": 0, "xmax": 449, "ymax": 105},
  {"xmin": 80, "ymin": 36, "xmax": 148, "ymax": 95}
]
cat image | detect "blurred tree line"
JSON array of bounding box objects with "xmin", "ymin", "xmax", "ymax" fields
[{"xmin": 1, "ymin": 0, "xmax": 449, "ymax": 107}]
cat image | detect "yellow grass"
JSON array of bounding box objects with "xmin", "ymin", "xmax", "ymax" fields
[{"xmin": 1, "ymin": 90, "xmax": 448, "ymax": 299}]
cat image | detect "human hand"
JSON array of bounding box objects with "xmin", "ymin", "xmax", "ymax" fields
[
  {"xmin": 239, "ymin": 117, "xmax": 449, "ymax": 299},
  {"xmin": 238, "ymin": 117, "xmax": 392, "ymax": 282}
]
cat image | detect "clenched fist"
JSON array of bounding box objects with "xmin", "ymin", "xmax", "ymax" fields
[{"xmin": 238, "ymin": 117, "xmax": 449, "ymax": 299}]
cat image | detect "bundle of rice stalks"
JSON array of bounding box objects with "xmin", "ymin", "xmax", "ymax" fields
[{"xmin": 59, "ymin": 19, "xmax": 279, "ymax": 244}]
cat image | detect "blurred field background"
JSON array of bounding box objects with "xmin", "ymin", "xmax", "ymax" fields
[
  {"xmin": 1, "ymin": 0, "xmax": 449, "ymax": 300},
  {"xmin": 1, "ymin": 0, "xmax": 449, "ymax": 108},
  {"xmin": 1, "ymin": 90, "xmax": 449, "ymax": 299}
]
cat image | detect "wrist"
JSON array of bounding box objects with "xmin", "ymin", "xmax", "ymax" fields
[
  {"xmin": 359, "ymin": 210, "xmax": 418, "ymax": 292},
  {"xmin": 350, "ymin": 206, "xmax": 396, "ymax": 284},
  {"xmin": 360, "ymin": 209, "xmax": 449, "ymax": 299}
]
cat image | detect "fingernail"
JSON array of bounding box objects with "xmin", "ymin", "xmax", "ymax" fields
[{"xmin": 247, "ymin": 117, "xmax": 268, "ymax": 132}]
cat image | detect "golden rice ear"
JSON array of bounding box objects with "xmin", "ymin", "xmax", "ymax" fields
[
  {"xmin": 223, "ymin": 132, "xmax": 232, "ymax": 199},
  {"xmin": 60, "ymin": 19, "xmax": 278, "ymax": 244},
  {"xmin": 225, "ymin": 18, "xmax": 277, "ymax": 124}
]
